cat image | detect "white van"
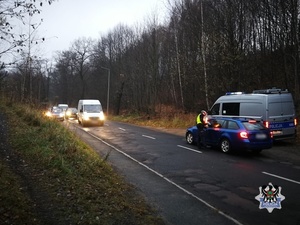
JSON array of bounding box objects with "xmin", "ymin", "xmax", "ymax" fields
[
  {"xmin": 209, "ymin": 88, "xmax": 297, "ymax": 140},
  {"xmin": 77, "ymin": 99, "xmax": 105, "ymax": 127}
]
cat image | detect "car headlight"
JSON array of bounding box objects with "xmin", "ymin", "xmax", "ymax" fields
[
  {"xmin": 45, "ymin": 111, "xmax": 52, "ymax": 117},
  {"xmin": 66, "ymin": 111, "xmax": 71, "ymax": 116},
  {"xmin": 83, "ymin": 113, "xmax": 90, "ymax": 120},
  {"xmin": 99, "ymin": 111, "xmax": 105, "ymax": 120},
  {"xmin": 59, "ymin": 113, "xmax": 64, "ymax": 117}
]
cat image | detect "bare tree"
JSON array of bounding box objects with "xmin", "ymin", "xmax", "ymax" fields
[
  {"xmin": 25, "ymin": 0, "xmax": 300, "ymax": 114},
  {"xmin": 70, "ymin": 37, "xmax": 95, "ymax": 99},
  {"xmin": 0, "ymin": 0, "xmax": 54, "ymax": 63}
]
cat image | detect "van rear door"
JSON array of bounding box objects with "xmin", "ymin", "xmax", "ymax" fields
[{"xmin": 267, "ymin": 94, "xmax": 296, "ymax": 139}]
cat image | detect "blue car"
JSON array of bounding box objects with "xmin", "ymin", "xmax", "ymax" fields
[{"xmin": 186, "ymin": 117, "xmax": 273, "ymax": 153}]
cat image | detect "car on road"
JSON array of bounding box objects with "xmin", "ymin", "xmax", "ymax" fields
[
  {"xmin": 77, "ymin": 99, "xmax": 105, "ymax": 127},
  {"xmin": 45, "ymin": 106, "xmax": 65, "ymax": 121},
  {"xmin": 58, "ymin": 104, "xmax": 68, "ymax": 112},
  {"xmin": 209, "ymin": 88, "xmax": 297, "ymax": 140},
  {"xmin": 65, "ymin": 107, "xmax": 78, "ymax": 120},
  {"xmin": 186, "ymin": 116, "xmax": 273, "ymax": 153}
]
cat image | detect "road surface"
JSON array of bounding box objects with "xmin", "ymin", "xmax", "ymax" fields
[{"xmin": 66, "ymin": 120, "xmax": 300, "ymax": 225}]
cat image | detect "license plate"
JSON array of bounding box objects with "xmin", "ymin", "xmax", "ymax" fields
[
  {"xmin": 256, "ymin": 133, "xmax": 267, "ymax": 139},
  {"xmin": 272, "ymin": 131, "xmax": 283, "ymax": 136}
]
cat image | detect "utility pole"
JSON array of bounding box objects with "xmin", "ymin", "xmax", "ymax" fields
[{"xmin": 101, "ymin": 66, "xmax": 110, "ymax": 116}]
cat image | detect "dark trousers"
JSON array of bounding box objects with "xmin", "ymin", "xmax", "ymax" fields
[{"xmin": 197, "ymin": 124, "xmax": 204, "ymax": 148}]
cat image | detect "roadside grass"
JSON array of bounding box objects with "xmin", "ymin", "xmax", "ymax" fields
[
  {"xmin": 0, "ymin": 100, "xmax": 165, "ymax": 225},
  {"xmin": 0, "ymin": 157, "xmax": 38, "ymax": 224}
]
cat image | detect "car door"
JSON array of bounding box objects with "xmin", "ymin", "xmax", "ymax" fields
[{"xmin": 204, "ymin": 119, "xmax": 224, "ymax": 146}]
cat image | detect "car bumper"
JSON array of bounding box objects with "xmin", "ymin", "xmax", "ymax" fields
[
  {"xmin": 83, "ymin": 118, "xmax": 104, "ymax": 125},
  {"xmin": 53, "ymin": 116, "xmax": 64, "ymax": 121},
  {"xmin": 236, "ymin": 140, "xmax": 273, "ymax": 150},
  {"xmin": 66, "ymin": 115, "xmax": 77, "ymax": 119}
]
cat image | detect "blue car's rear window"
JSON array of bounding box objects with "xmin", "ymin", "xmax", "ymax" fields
[{"xmin": 242, "ymin": 122, "xmax": 265, "ymax": 130}]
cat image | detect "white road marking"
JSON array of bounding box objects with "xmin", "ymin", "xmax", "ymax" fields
[
  {"xmin": 177, "ymin": 145, "xmax": 202, "ymax": 154},
  {"xmin": 119, "ymin": 127, "xmax": 126, "ymax": 131},
  {"xmin": 83, "ymin": 128, "xmax": 91, "ymax": 132},
  {"xmin": 262, "ymin": 171, "xmax": 300, "ymax": 185},
  {"xmin": 83, "ymin": 129, "xmax": 243, "ymax": 225},
  {"xmin": 142, "ymin": 134, "xmax": 156, "ymax": 140}
]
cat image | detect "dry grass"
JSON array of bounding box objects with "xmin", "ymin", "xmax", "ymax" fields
[
  {"xmin": 112, "ymin": 105, "xmax": 196, "ymax": 129},
  {"xmin": 0, "ymin": 100, "xmax": 165, "ymax": 225}
]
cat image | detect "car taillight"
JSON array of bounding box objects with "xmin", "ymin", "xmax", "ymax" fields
[
  {"xmin": 263, "ymin": 121, "xmax": 269, "ymax": 128},
  {"xmin": 295, "ymin": 118, "xmax": 298, "ymax": 126},
  {"xmin": 239, "ymin": 131, "xmax": 248, "ymax": 139},
  {"xmin": 270, "ymin": 131, "xmax": 273, "ymax": 138}
]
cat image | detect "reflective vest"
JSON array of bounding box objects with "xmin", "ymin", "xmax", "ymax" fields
[
  {"xmin": 196, "ymin": 114, "xmax": 202, "ymax": 125},
  {"xmin": 197, "ymin": 114, "xmax": 207, "ymax": 125}
]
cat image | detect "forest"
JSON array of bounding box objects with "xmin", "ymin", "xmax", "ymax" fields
[{"xmin": 1, "ymin": 0, "xmax": 300, "ymax": 115}]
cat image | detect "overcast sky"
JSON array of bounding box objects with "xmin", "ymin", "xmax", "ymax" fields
[{"xmin": 35, "ymin": 0, "xmax": 169, "ymax": 60}]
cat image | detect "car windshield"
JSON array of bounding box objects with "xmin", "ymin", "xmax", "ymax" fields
[
  {"xmin": 84, "ymin": 105, "xmax": 102, "ymax": 113},
  {"xmin": 52, "ymin": 108, "xmax": 62, "ymax": 113},
  {"xmin": 242, "ymin": 121, "xmax": 265, "ymax": 130}
]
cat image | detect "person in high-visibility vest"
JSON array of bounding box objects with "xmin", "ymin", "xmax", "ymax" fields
[{"xmin": 196, "ymin": 110, "xmax": 208, "ymax": 148}]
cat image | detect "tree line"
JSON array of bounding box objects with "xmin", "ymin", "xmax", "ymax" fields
[{"xmin": 1, "ymin": 0, "xmax": 300, "ymax": 115}]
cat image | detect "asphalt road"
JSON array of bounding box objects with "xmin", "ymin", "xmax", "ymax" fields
[{"xmin": 65, "ymin": 119, "xmax": 300, "ymax": 225}]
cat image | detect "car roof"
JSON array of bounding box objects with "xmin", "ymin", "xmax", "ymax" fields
[{"xmin": 210, "ymin": 116, "xmax": 262, "ymax": 122}]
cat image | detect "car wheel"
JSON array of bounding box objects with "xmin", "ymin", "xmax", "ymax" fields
[
  {"xmin": 220, "ymin": 138, "xmax": 231, "ymax": 153},
  {"xmin": 186, "ymin": 132, "xmax": 194, "ymax": 145}
]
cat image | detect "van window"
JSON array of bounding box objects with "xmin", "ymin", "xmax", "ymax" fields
[
  {"xmin": 222, "ymin": 103, "xmax": 240, "ymax": 116},
  {"xmin": 210, "ymin": 103, "xmax": 220, "ymax": 115},
  {"xmin": 240, "ymin": 102, "xmax": 264, "ymax": 117},
  {"xmin": 268, "ymin": 102, "xmax": 281, "ymax": 117},
  {"xmin": 84, "ymin": 105, "xmax": 102, "ymax": 113},
  {"xmin": 282, "ymin": 101, "xmax": 295, "ymax": 115}
]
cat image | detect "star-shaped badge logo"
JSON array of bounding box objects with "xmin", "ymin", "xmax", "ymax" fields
[{"xmin": 255, "ymin": 182, "xmax": 285, "ymax": 213}]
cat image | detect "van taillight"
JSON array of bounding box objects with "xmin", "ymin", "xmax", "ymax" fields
[{"xmin": 263, "ymin": 121, "xmax": 269, "ymax": 128}]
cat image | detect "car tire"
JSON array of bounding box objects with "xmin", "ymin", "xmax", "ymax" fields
[
  {"xmin": 186, "ymin": 132, "xmax": 194, "ymax": 145},
  {"xmin": 220, "ymin": 138, "xmax": 231, "ymax": 153}
]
